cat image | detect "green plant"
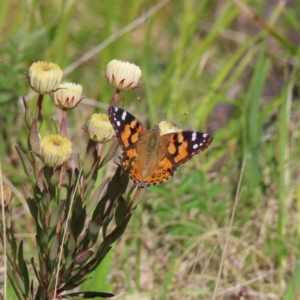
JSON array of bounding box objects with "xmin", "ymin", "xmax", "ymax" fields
[{"xmin": 0, "ymin": 60, "xmax": 143, "ymax": 299}]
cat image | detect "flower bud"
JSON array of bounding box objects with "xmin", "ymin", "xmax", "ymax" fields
[
  {"xmin": 28, "ymin": 61, "xmax": 63, "ymax": 95},
  {"xmin": 88, "ymin": 113, "xmax": 115, "ymax": 143},
  {"xmin": 40, "ymin": 134, "xmax": 72, "ymax": 167},
  {"xmin": 104, "ymin": 59, "xmax": 141, "ymax": 91},
  {"xmin": 50, "ymin": 82, "xmax": 83, "ymax": 109},
  {"xmin": 158, "ymin": 121, "xmax": 182, "ymax": 136}
]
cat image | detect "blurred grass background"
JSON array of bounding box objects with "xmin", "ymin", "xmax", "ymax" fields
[{"xmin": 1, "ymin": 0, "xmax": 300, "ymax": 299}]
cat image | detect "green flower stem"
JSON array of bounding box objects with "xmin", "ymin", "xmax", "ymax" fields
[
  {"xmin": 43, "ymin": 166, "xmax": 53, "ymax": 187},
  {"xmin": 97, "ymin": 142, "xmax": 107, "ymax": 159}
]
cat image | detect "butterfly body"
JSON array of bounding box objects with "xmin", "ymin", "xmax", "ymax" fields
[{"xmin": 108, "ymin": 106, "xmax": 213, "ymax": 187}]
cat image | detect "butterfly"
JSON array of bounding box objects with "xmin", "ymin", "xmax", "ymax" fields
[{"xmin": 108, "ymin": 106, "xmax": 213, "ymax": 187}]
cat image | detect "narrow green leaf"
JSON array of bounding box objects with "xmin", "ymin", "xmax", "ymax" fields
[
  {"xmin": 40, "ymin": 190, "xmax": 50, "ymax": 217},
  {"xmin": 36, "ymin": 167, "xmax": 46, "ymax": 192},
  {"xmin": 66, "ymin": 233, "xmax": 75, "ymax": 253},
  {"xmin": 110, "ymin": 213, "xmax": 132, "ymax": 244},
  {"xmin": 99, "ymin": 140, "xmax": 119, "ymax": 167},
  {"xmin": 74, "ymin": 250, "xmax": 94, "ymax": 265},
  {"xmin": 13, "ymin": 270, "xmax": 26, "ymax": 296},
  {"xmin": 47, "ymin": 275, "xmax": 57, "ymax": 294},
  {"xmin": 38, "ymin": 253, "xmax": 47, "ymax": 281},
  {"xmin": 21, "ymin": 183, "xmax": 33, "ymax": 199},
  {"xmin": 82, "ymin": 142, "xmax": 98, "ymax": 179},
  {"xmin": 50, "ymin": 117, "xmax": 59, "ymax": 134},
  {"xmin": 3, "ymin": 233, "xmax": 15, "ymax": 264},
  {"xmin": 30, "ymin": 280, "xmax": 34, "ymax": 299},
  {"xmin": 66, "ymin": 267, "xmax": 91, "ymax": 286},
  {"xmin": 22, "ymin": 97, "xmax": 33, "ymax": 129},
  {"xmin": 62, "ymin": 278, "xmax": 90, "ymax": 292},
  {"xmin": 17, "ymin": 241, "xmax": 29, "ymax": 295},
  {"xmin": 61, "ymin": 265, "xmax": 72, "ymax": 282},
  {"xmin": 102, "ymin": 204, "xmax": 114, "ymax": 239},
  {"xmin": 49, "ymin": 168, "xmax": 62, "ymax": 188},
  {"xmin": 37, "ymin": 285, "xmax": 47, "ymax": 300},
  {"xmin": 21, "ymin": 184, "xmax": 35, "ymax": 217},
  {"xmin": 71, "ymin": 205, "xmax": 86, "ymax": 240},
  {"xmin": 92, "ymin": 195, "xmax": 109, "ymax": 220},
  {"xmin": 72, "ymin": 194, "xmax": 83, "ymax": 217},
  {"xmin": 49, "ymin": 200, "xmax": 66, "ymax": 232},
  {"xmin": 81, "ymin": 246, "xmax": 113, "ymax": 294},
  {"xmin": 245, "ymin": 47, "xmax": 267, "ymax": 191},
  {"xmin": 107, "ymin": 166, "xmax": 129, "ymax": 201},
  {"xmin": 15, "ymin": 146, "xmax": 35, "ymax": 183},
  {"xmin": 49, "ymin": 233, "xmax": 59, "ymax": 263},
  {"xmin": 62, "ymin": 291, "xmax": 114, "ymax": 298},
  {"xmin": 7, "ymin": 226, "xmax": 17, "ymax": 261},
  {"xmin": 88, "ymin": 215, "xmax": 102, "ymax": 238},
  {"xmin": 86, "ymin": 178, "xmax": 110, "ymax": 214},
  {"xmin": 28, "ymin": 119, "xmax": 40, "ymax": 154},
  {"xmin": 31, "ymin": 258, "xmax": 42, "ymax": 285},
  {"xmin": 84, "ymin": 162, "xmax": 100, "ymax": 198},
  {"xmin": 95, "ymin": 235, "xmax": 112, "ymax": 261},
  {"xmin": 7, "ymin": 267, "xmax": 23, "ymax": 300},
  {"xmin": 89, "ymin": 247, "xmax": 112, "ymax": 273},
  {"xmin": 114, "ymin": 196, "xmax": 127, "ymax": 226}
]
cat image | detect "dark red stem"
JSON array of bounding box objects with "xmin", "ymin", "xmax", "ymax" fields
[
  {"xmin": 35, "ymin": 94, "xmax": 44, "ymax": 121},
  {"xmin": 110, "ymin": 89, "xmax": 121, "ymax": 107}
]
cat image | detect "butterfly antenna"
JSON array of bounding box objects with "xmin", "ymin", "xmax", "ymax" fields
[
  {"xmin": 174, "ymin": 111, "xmax": 189, "ymax": 121},
  {"xmin": 165, "ymin": 111, "xmax": 189, "ymax": 127}
]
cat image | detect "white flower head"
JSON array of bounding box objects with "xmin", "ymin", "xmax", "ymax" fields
[
  {"xmin": 50, "ymin": 82, "xmax": 83, "ymax": 110},
  {"xmin": 88, "ymin": 113, "xmax": 115, "ymax": 143},
  {"xmin": 28, "ymin": 61, "xmax": 63, "ymax": 94},
  {"xmin": 40, "ymin": 134, "xmax": 72, "ymax": 167},
  {"xmin": 158, "ymin": 121, "xmax": 182, "ymax": 136},
  {"xmin": 104, "ymin": 59, "xmax": 142, "ymax": 91}
]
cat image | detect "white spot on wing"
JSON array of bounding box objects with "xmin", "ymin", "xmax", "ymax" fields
[
  {"xmin": 192, "ymin": 131, "xmax": 197, "ymax": 141},
  {"xmin": 122, "ymin": 111, "xmax": 127, "ymax": 120},
  {"xmin": 193, "ymin": 144, "xmax": 198, "ymax": 149},
  {"xmin": 116, "ymin": 121, "xmax": 121, "ymax": 127},
  {"xmin": 203, "ymin": 133, "xmax": 207, "ymax": 138},
  {"xmin": 115, "ymin": 107, "xmax": 118, "ymax": 111}
]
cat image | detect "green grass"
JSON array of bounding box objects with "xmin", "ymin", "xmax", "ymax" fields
[{"xmin": 1, "ymin": 0, "xmax": 300, "ymax": 299}]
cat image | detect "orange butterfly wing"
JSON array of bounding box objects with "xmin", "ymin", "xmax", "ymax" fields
[{"xmin": 108, "ymin": 106, "xmax": 213, "ymax": 187}]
